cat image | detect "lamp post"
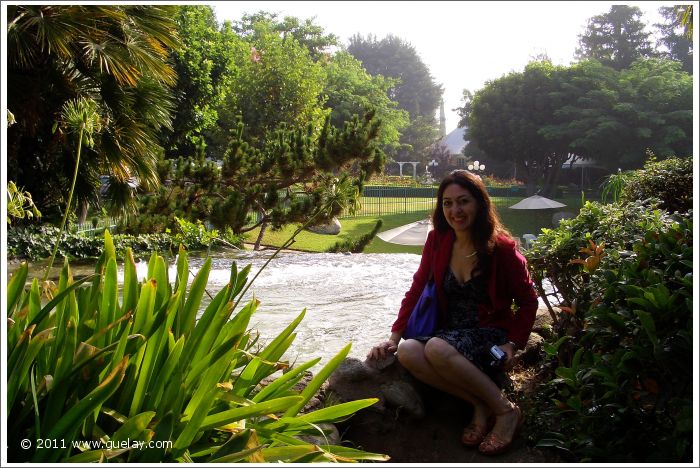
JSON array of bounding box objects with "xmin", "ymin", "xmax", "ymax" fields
[{"xmin": 468, "ymin": 160, "xmax": 485, "ymax": 173}]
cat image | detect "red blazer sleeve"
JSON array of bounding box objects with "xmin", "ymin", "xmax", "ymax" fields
[
  {"xmin": 483, "ymin": 237, "xmax": 538, "ymax": 349},
  {"xmin": 504, "ymin": 245, "xmax": 538, "ymax": 348},
  {"xmin": 391, "ymin": 230, "xmax": 436, "ymax": 333}
]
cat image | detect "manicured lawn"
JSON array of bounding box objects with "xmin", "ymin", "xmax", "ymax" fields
[
  {"xmin": 244, "ymin": 196, "xmax": 589, "ymax": 253},
  {"xmin": 243, "ymin": 217, "xmax": 386, "ymax": 252}
]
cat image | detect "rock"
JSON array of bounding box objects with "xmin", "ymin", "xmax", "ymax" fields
[
  {"xmin": 306, "ymin": 217, "xmax": 341, "ymax": 235},
  {"xmin": 297, "ymin": 423, "xmax": 341, "ymax": 446},
  {"xmin": 364, "ymin": 354, "xmax": 396, "ymax": 371},
  {"xmin": 330, "ymin": 357, "xmax": 380, "ymax": 384},
  {"xmin": 380, "ymin": 380, "xmax": 425, "ymax": 419},
  {"xmin": 326, "ymin": 356, "xmax": 562, "ymax": 463},
  {"xmin": 533, "ymin": 306, "xmax": 555, "ymax": 331},
  {"xmin": 515, "ymin": 332, "xmax": 545, "ymax": 366}
]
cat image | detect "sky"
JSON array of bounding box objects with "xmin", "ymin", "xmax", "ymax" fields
[{"xmin": 213, "ymin": 1, "xmax": 672, "ymax": 131}]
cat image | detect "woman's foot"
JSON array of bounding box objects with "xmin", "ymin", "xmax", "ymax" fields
[
  {"xmin": 461, "ymin": 406, "xmax": 492, "ymax": 447},
  {"xmin": 462, "ymin": 422, "xmax": 490, "ymax": 446},
  {"xmin": 478, "ymin": 403, "xmax": 523, "ymax": 456}
]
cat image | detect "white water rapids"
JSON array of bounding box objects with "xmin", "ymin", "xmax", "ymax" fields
[
  {"xmin": 129, "ymin": 250, "xmax": 421, "ymax": 371},
  {"xmin": 12, "ymin": 249, "xmax": 551, "ymax": 373}
]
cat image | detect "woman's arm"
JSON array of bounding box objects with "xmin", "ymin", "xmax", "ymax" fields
[{"xmin": 504, "ymin": 245, "xmax": 539, "ymax": 349}]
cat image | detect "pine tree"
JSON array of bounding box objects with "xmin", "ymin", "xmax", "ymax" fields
[{"xmin": 576, "ymin": 5, "xmax": 655, "ymax": 70}]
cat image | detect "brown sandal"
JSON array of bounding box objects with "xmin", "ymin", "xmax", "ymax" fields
[
  {"xmin": 478, "ymin": 404, "xmax": 523, "ymax": 456},
  {"xmin": 462, "ymin": 413, "xmax": 494, "ymax": 447},
  {"xmin": 461, "ymin": 423, "xmax": 489, "ymax": 447}
]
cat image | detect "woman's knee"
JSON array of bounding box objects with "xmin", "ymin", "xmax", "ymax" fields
[
  {"xmin": 396, "ymin": 339, "xmax": 425, "ymax": 369},
  {"xmin": 423, "ymin": 337, "xmax": 454, "ymax": 365}
]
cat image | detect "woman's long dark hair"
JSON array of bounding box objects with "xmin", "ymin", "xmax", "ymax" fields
[{"xmin": 431, "ymin": 170, "xmax": 512, "ymax": 254}]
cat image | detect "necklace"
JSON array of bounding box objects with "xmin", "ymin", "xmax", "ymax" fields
[{"xmin": 464, "ymin": 250, "xmax": 477, "ymax": 259}]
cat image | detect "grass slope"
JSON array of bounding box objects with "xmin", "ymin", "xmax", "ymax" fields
[{"xmin": 244, "ymin": 196, "xmax": 587, "ymax": 254}]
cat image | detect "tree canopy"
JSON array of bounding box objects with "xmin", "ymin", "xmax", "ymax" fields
[
  {"xmin": 576, "ymin": 5, "xmax": 655, "ymax": 70},
  {"xmin": 654, "ymin": 6, "xmax": 694, "ymax": 74},
  {"xmin": 460, "ymin": 57, "xmax": 692, "ymax": 194},
  {"xmin": 164, "ymin": 5, "xmax": 239, "ymax": 159},
  {"xmin": 347, "ymin": 34, "xmax": 443, "ymax": 165},
  {"xmin": 7, "ymin": 5, "xmax": 180, "ymax": 218},
  {"xmin": 322, "ymin": 51, "xmax": 409, "ymax": 153}
]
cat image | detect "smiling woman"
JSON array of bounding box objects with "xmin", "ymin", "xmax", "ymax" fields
[{"xmin": 368, "ymin": 169, "xmax": 539, "ymax": 455}]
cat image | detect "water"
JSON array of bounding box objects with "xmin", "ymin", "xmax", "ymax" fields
[
  {"xmin": 129, "ymin": 250, "xmax": 422, "ymax": 370},
  {"xmin": 10, "ymin": 250, "xmax": 553, "ymax": 372}
]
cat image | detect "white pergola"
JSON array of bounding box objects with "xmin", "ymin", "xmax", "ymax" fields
[{"xmin": 397, "ymin": 161, "xmax": 419, "ymax": 179}]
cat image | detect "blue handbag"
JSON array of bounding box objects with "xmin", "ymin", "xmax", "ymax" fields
[{"xmin": 402, "ymin": 276, "xmax": 439, "ymax": 340}]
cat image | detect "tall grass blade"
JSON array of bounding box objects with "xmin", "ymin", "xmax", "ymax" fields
[
  {"xmin": 283, "ymin": 343, "xmax": 352, "ymax": 417},
  {"xmin": 7, "ymin": 261, "xmax": 28, "ymax": 315},
  {"xmin": 32, "ymin": 356, "xmax": 129, "ymax": 462}
]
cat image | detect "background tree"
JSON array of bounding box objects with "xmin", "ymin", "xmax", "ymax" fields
[
  {"xmin": 219, "ymin": 21, "xmax": 329, "ymax": 145},
  {"xmin": 231, "ymin": 11, "xmax": 339, "ymax": 61},
  {"xmin": 6, "ymin": 5, "xmax": 179, "ymax": 220},
  {"xmin": 165, "ymin": 5, "xmax": 240, "ymax": 159},
  {"xmin": 124, "ymin": 13, "xmax": 389, "ymax": 246},
  {"xmin": 322, "ymin": 51, "xmax": 409, "ymax": 156},
  {"xmin": 550, "ymin": 58, "xmax": 692, "ymax": 169},
  {"xmin": 457, "ymin": 90, "xmax": 509, "ymax": 179},
  {"xmin": 617, "ymin": 58, "xmax": 693, "ymax": 163},
  {"xmin": 654, "ymin": 6, "xmax": 693, "ymax": 74},
  {"xmin": 425, "ymin": 142, "xmax": 453, "ymax": 179},
  {"xmin": 463, "ymin": 61, "xmax": 569, "ymax": 195},
  {"xmin": 347, "ymin": 34, "xmax": 443, "ymax": 168},
  {"xmin": 576, "ymin": 5, "xmax": 655, "ymax": 70},
  {"xmin": 462, "ymin": 57, "xmax": 693, "ymax": 193}
]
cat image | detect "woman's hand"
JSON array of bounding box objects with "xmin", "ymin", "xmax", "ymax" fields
[
  {"xmin": 367, "ymin": 340, "xmax": 398, "ymax": 361},
  {"xmin": 500, "ymin": 342, "xmax": 518, "ymax": 369}
]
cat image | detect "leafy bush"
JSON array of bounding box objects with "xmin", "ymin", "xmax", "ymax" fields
[
  {"xmin": 603, "ymin": 156, "xmax": 692, "ymax": 213},
  {"xmin": 526, "ymin": 157, "xmax": 693, "ymax": 461},
  {"xmin": 7, "ymin": 224, "xmax": 243, "ymax": 261},
  {"xmin": 172, "ymin": 216, "xmax": 220, "ymax": 251},
  {"xmin": 7, "ymin": 232, "xmax": 387, "ymax": 462},
  {"xmin": 526, "ymin": 199, "xmax": 677, "ymax": 317},
  {"xmin": 533, "ymin": 215, "xmax": 692, "ymax": 462}
]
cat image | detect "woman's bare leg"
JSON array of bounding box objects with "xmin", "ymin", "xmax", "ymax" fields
[
  {"xmin": 396, "ymin": 339, "xmax": 491, "ymax": 429},
  {"xmin": 422, "ymin": 337, "xmax": 521, "ymax": 446}
]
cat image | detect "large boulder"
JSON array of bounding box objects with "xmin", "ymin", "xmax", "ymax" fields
[
  {"xmin": 326, "ymin": 349, "xmax": 559, "ymax": 462},
  {"xmin": 306, "ymin": 217, "xmax": 341, "ymax": 235}
]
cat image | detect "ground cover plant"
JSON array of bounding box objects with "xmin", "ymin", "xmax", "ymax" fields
[{"xmin": 6, "ymin": 232, "xmax": 388, "ymax": 462}]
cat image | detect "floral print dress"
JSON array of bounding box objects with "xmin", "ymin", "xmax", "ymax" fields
[{"xmin": 420, "ymin": 268, "xmax": 507, "ymax": 375}]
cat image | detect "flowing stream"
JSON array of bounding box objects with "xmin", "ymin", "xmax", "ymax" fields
[
  {"xmin": 151, "ymin": 250, "xmax": 419, "ymax": 370},
  {"xmin": 9, "ymin": 250, "xmax": 552, "ymax": 372}
]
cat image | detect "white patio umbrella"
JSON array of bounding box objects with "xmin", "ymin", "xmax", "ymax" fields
[
  {"xmin": 377, "ymin": 219, "xmax": 433, "ymax": 245},
  {"xmin": 509, "ymin": 195, "xmax": 566, "ymax": 209}
]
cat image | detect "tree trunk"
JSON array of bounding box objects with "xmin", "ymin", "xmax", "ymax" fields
[
  {"xmin": 254, "ymin": 220, "xmax": 268, "ymax": 251},
  {"xmin": 78, "ymin": 201, "xmax": 89, "ymax": 224}
]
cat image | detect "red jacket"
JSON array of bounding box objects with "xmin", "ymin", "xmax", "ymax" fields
[{"xmin": 391, "ymin": 228, "xmax": 538, "ymax": 349}]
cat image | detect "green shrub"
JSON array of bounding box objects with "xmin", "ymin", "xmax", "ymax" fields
[
  {"xmin": 7, "ymin": 224, "xmax": 243, "ymax": 261},
  {"xmin": 6, "ymin": 232, "xmax": 387, "ymax": 462},
  {"xmin": 526, "ymin": 199, "xmax": 677, "ymax": 317},
  {"xmin": 532, "ymin": 215, "xmax": 692, "ymax": 462},
  {"xmin": 603, "ymin": 156, "xmax": 693, "ymax": 213}
]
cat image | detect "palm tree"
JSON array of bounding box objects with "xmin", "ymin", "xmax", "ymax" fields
[{"xmin": 7, "ymin": 5, "xmax": 181, "ymax": 219}]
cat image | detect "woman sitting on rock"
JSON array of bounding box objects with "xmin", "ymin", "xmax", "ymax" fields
[{"xmin": 368, "ymin": 170, "xmax": 538, "ymax": 456}]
